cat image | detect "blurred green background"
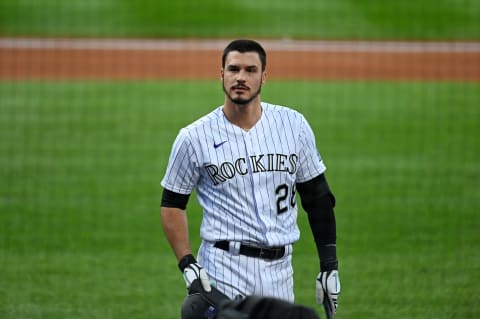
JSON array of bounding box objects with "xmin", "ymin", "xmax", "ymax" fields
[
  {"xmin": 1, "ymin": 0, "xmax": 480, "ymax": 39},
  {"xmin": 1, "ymin": 1, "xmax": 479, "ymax": 319}
]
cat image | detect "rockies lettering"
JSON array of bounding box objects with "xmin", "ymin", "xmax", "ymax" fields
[{"xmin": 205, "ymin": 153, "xmax": 298, "ymax": 185}]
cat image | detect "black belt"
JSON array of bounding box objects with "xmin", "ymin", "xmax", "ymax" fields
[{"xmin": 214, "ymin": 241, "xmax": 285, "ymax": 260}]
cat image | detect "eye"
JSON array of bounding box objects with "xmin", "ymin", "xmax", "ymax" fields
[
  {"xmin": 228, "ymin": 66, "xmax": 240, "ymax": 72},
  {"xmin": 246, "ymin": 66, "xmax": 258, "ymax": 73}
]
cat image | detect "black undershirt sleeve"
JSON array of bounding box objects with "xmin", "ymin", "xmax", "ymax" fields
[
  {"xmin": 296, "ymin": 174, "xmax": 338, "ymax": 271},
  {"xmin": 161, "ymin": 188, "xmax": 191, "ymax": 210}
]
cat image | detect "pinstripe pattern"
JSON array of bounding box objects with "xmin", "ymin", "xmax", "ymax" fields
[
  {"xmin": 161, "ymin": 102, "xmax": 326, "ymax": 299},
  {"xmin": 198, "ymin": 241, "xmax": 295, "ymax": 301}
]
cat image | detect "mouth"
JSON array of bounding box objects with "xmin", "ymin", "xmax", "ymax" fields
[{"xmin": 232, "ymin": 85, "xmax": 249, "ymax": 93}]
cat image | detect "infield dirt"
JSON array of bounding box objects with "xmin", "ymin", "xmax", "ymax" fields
[{"xmin": 1, "ymin": 38, "xmax": 479, "ymax": 81}]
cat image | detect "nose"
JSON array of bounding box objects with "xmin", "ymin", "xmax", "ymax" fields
[{"xmin": 236, "ymin": 70, "xmax": 247, "ymax": 82}]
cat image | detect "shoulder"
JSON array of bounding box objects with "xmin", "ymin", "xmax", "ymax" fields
[
  {"xmin": 176, "ymin": 106, "xmax": 223, "ymax": 139},
  {"xmin": 183, "ymin": 106, "xmax": 223, "ymax": 131},
  {"xmin": 262, "ymin": 102, "xmax": 307, "ymax": 124},
  {"xmin": 170, "ymin": 106, "xmax": 223, "ymax": 149}
]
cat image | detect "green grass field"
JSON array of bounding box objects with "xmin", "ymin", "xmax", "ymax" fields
[
  {"xmin": 1, "ymin": 0, "xmax": 480, "ymax": 39},
  {"xmin": 1, "ymin": 81, "xmax": 479, "ymax": 318}
]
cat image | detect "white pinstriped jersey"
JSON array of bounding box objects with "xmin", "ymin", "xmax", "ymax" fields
[{"xmin": 161, "ymin": 102, "xmax": 326, "ymax": 247}]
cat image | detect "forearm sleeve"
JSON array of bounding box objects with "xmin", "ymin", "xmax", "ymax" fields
[{"xmin": 297, "ymin": 174, "xmax": 338, "ymax": 271}]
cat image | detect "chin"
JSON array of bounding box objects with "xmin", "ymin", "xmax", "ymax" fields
[{"xmin": 231, "ymin": 97, "xmax": 249, "ymax": 105}]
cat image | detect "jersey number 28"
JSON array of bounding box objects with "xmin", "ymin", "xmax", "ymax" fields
[{"xmin": 275, "ymin": 183, "xmax": 296, "ymax": 214}]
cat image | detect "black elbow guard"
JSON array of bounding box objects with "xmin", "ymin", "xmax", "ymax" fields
[{"xmin": 297, "ymin": 174, "xmax": 336, "ymax": 212}]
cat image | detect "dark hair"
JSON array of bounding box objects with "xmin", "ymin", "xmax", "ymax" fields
[{"xmin": 222, "ymin": 39, "xmax": 267, "ymax": 71}]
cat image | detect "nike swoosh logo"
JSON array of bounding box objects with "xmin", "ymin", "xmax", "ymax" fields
[{"xmin": 214, "ymin": 140, "xmax": 227, "ymax": 149}]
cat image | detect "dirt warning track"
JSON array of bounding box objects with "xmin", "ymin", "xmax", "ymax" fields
[{"xmin": 1, "ymin": 38, "xmax": 479, "ymax": 81}]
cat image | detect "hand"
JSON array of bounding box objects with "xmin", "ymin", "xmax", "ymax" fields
[
  {"xmin": 316, "ymin": 270, "xmax": 340, "ymax": 316},
  {"xmin": 183, "ymin": 262, "xmax": 212, "ymax": 292}
]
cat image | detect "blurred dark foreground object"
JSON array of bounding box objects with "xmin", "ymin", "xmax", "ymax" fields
[
  {"xmin": 181, "ymin": 279, "xmax": 319, "ymax": 319},
  {"xmin": 217, "ymin": 295, "xmax": 320, "ymax": 319}
]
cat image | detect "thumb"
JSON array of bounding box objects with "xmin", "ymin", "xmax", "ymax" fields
[{"xmin": 199, "ymin": 269, "xmax": 212, "ymax": 292}]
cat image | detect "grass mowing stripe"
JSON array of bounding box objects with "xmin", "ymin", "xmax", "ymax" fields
[{"xmin": 1, "ymin": 81, "xmax": 479, "ymax": 318}]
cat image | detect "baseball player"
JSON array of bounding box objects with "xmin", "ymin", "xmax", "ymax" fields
[{"xmin": 160, "ymin": 39, "xmax": 340, "ymax": 315}]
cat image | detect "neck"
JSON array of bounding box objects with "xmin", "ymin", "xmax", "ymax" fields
[{"xmin": 223, "ymin": 98, "xmax": 262, "ymax": 131}]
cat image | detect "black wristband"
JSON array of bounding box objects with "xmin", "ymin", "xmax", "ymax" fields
[
  {"xmin": 319, "ymin": 245, "xmax": 338, "ymax": 272},
  {"xmin": 178, "ymin": 254, "xmax": 197, "ymax": 272}
]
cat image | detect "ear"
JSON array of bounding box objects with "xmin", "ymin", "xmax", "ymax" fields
[
  {"xmin": 262, "ymin": 70, "xmax": 267, "ymax": 84},
  {"xmin": 220, "ymin": 68, "xmax": 224, "ymax": 81}
]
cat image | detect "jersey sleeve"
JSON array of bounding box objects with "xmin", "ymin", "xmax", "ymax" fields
[
  {"xmin": 296, "ymin": 115, "xmax": 326, "ymax": 183},
  {"xmin": 161, "ymin": 128, "xmax": 199, "ymax": 195}
]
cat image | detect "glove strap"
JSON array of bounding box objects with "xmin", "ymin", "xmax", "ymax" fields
[{"xmin": 178, "ymin": 254, "xmax": 197, "ymax": 272}]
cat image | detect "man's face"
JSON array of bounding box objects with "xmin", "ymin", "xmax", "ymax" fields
[{"xmin": 221, "ymin": 51, "xmax": 266, "ymax": 106}]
